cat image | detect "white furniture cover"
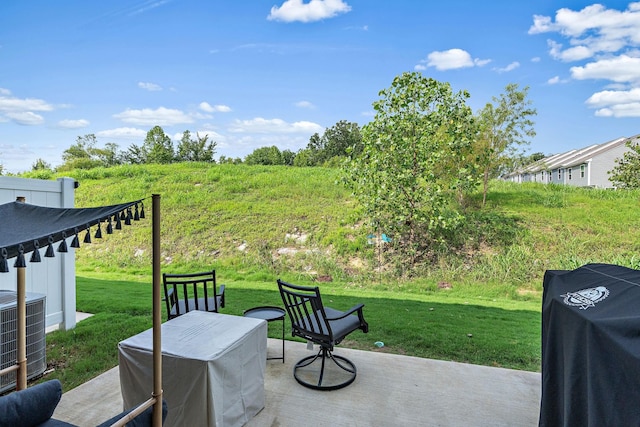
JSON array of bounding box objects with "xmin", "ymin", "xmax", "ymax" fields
[{"xmin": 118, "ymin": 311, "xmax": 267, "ymax": 427}]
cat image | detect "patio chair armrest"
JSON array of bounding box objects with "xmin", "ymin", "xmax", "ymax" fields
[
  {"xmin": 326, "ymin": 304, "xmax": 368, "ymax": 333},
  {"xmin": 326, "ymin": 303, "xmax": 365, "ymax": 320}
]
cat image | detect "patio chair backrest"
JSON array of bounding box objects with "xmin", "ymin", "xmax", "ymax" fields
[
  {"xmin": 163, "ymin": 270, "xmax": 224, "ymax": 319},
  {"xmin": 277, "ymin": 279, "xmax": 334, "ymax": 347}
]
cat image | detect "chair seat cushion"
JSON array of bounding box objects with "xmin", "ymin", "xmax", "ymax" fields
[
  {"xmin": 324, "ymin": 307, "xmax": 362, "ymax": 339},
  {"xmin": 298, "ymin": 308, "xmax": 361, "ymax": 342},
  {"xmin": 169, "ymin": 296, "xmax": 222, "ymax": 316}
]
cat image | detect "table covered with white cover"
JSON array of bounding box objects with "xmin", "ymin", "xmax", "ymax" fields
[{"xmin": 118, "ymin": 310, "xmax": 267, "ymax": 426}]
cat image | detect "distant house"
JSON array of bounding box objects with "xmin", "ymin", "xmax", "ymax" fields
[{"xmin": 503, "ymin": 134, "xmax": 639, "ymax": 189}]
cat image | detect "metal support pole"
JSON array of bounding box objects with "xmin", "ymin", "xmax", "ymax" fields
[
  {"xmin": 15, "ymin": 196, "xmax": 27, "ymax": 390},
  {"xmin": 152, "ymin": 194, "xmax": 163, "ymax": 426},
  {"xmin": 16, "ymin": 266, "xmax": 26, "ymax": 390}
]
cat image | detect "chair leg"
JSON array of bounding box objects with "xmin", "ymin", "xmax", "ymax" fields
[{"xmin": 293, "ymin": 347, "xmax": 357, "ymax": 391}]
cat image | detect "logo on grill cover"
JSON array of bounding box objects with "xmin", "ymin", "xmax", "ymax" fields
[{"xmin": 562, "ymin": 286, "xmax": 609, "ymax": 310}]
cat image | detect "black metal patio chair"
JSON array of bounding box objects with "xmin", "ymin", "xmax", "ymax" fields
[
  {"xmin": 277, "ymin": 279, "xmax": 369, "ymax": 390},
  {"xmin": 163, "ymin": 270, "xmax": 225, "ymax": 320}
]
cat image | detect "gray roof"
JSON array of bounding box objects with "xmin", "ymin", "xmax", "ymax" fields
[{"xmin": 515, "ymin": 134, "xmax": 639, "ymax": 175}]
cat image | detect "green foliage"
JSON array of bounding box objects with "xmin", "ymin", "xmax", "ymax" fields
[
  {"xmin": 292, "ymin": 148, "xmax": 314, "ymax": 166},
  {"xmin": 245, "ymin": 146, "xmax": 284, "ymax": 165},
  {"xmin": 59, "ymin": 134, "xmax": 121, "ymax": 171},
  {"xmin": 144, "ymin": 125, "xmax": 174, "ymax": 163},
  {"xmin": 475, "ymin": 83, "xmax": 537, "ymax": 205},
  {"xmin": 176, "ymin": 130, "xmax": 217, "ymax": 162},
  {"xmin": 302, "ymin": 120, "xmax": 363, "ymax": 166},
  {"xmin": 22, "ymin": 167, "xmax": 54, "ymax": 180},
  {"xmin": 218, "ymin": 156, "xmax": 243, "ymax": 164},
  {"xmin": 609, "ymin": 138, "xmax": 640, "ymax": 188},
  {"xmin": 345, "ymin": 72, "xmax": 478, "ymax": 266},
  {"xmin": 281, "ymin": 149, "xmax": 296, "ymax": 166},
  {"xmin": 120, "ymin": 126, "xmax": 175, "ymax": 164},
  {"xmin": 32, "ymin": 158, "xmax": 52, "ymax": 171}
]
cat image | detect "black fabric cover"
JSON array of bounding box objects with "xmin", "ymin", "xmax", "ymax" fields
[
  {"xmin": 0, "ymin": 200, "xmax": 142, "ymax": 260},
  {"xmin": 540, "ymin": 263, "xmax": 640, "ymax": 427}
]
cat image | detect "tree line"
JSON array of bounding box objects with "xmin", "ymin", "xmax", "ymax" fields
[{"xmin": 24, "ymin": 119, "xmax": 364, "ymax": 172}]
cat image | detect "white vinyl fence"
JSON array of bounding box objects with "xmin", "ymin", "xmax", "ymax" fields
[{"xmin": 0, "ymin": 176, "xmax": 78, "ymax": 331}]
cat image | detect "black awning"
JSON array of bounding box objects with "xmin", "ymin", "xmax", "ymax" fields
[{"xmin": 0, "ymin": 199, "xmax": 144, "ymax": 270}]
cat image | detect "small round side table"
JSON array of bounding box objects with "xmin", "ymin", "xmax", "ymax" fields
[{"xmin": 243, "ymin": 306, "xmax": 285, "ymax": 363}]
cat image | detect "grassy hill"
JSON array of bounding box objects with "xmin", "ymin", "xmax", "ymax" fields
[{"xmin": 46, "ymin": 162, "xmax": 640, "ymax": 300}]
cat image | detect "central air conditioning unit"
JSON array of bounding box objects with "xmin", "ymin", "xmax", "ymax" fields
[{"xmin": 0, "ymin": 290, "xmax": 47, "ymax": 393}]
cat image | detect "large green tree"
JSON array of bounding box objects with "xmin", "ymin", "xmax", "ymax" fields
[
  {"xmin": 245, "ymin": 146, "xmax": 283, "ymax": 165},
  {"xmin": 345, "ymin": 72, "xmax": 478, "ymax": 265},
  {"xmin": 303, "ymin": 120, "xmax": 363, "ymax": 166},
  {"xmin": 609, "ymin": 138, "xmax": 640, "ymax": 188},
  {"xmin": 176, "ymin": 130, "xmax": 217, "ymax": 162},
  {"xmin": 144, "ymin": 126, "xmax": 174, "ymax": 164},
  {"xmin": 475, "ymin": 83, "xmax": 536, "ymax": 206},
  {"xmin": 60, "ymin": 134, "xmax": 121, "ymax": 170}
]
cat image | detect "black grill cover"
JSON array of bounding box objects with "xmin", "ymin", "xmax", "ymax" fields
[{"xmin": 540, "ymin": 263, "xmax": 640, "ymax": 427}]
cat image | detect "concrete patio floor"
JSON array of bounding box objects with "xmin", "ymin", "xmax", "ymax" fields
[{"xmin": 53, "ymin": 338, "xmax": 541, "ymax": 426}]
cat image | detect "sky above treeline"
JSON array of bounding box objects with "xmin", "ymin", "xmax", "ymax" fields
[{"xmin": 2, "ymin": 0, "xmax": 640, "ymax": 173}]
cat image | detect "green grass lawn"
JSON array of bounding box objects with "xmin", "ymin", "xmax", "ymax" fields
[{"xmin": 42, "ymin": 273, "xmax": 541, "ymax": 391}]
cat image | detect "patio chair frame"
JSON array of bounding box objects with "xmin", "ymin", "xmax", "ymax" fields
[{"xmin": 277, "ymin": 279, "xmax": 368, "ymax": 390}]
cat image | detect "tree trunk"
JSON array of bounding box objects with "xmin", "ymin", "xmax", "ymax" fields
[{"xmin": 482, "ymin": 167, "xmax": 489, "ymax": 207}]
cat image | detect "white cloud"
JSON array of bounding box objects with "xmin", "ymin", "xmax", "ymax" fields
[
  {"xmin": 547, "ymin": 40, "xmax": 594, "ymax": 62},
  {"xmin": 227, "ymin": 117, "xmax": 322, "ymax": 134},
  {"xmin": 58, "ymin": 119, "xmax": 89, "ymax": 129},
  {"xmin": 531, "ymin": 4, "xmax": 640, "ymax": 119},
  {"xmin": 6, "ymin": 111, "xmax": 44, "ymax": 125},
  {"xmin": 593, "ymin": 102, "xmax": 640, "ymax": 117},
  {"xmin": 268, "ymin": 0, "xmax": 351, "ymax": 23},
  {"xmin": 0, "ymin": 92, "xmax": 54, "ymax": 113},
  {"xmin": 0, "ymin": 90, "xmax": 56, "ymax": 126},
  {"xmin": 585, "ymin": 88, "xmax": 640, "ymax": 117},
  {"xmin": 96, "ymin": 127, "xmax": 148, "ymax": 140},
  {"xmin": 494, "ymin": 61, "xmax": 520, "ymax": 73},
  {"xmin": 531, "ymin": 57, "xmax": 541, "ymax": 63},
  {"xmin": 570, "ymin": 55, "xmax": 640, "ymax": 83},
  {"xmin": 344, "ymin": 25, "xmax": 368, "ymax": 31},
  {"xmin": 586, "ymin": 88, "xmax": 640, "ymax": 107},
  {"xmin": 417, "ymin": 49, "xmax": 490, "ymax": 71},
  {"xmin": 295, "ymin": 100, "xmax": 315, "ymax": 109},
  {"xmin": 528, "ymin": 14, "xmax": 556, "ymax": 35},
  {"xmin": 531, "ymin": 4, "xmax": 640, "ymax": 61},
  {"xmin": 138, "ymin": 82, "xmax": 162, "ymax": 91},
  {"xmin": 199, "ymin": 102, "xmax": 231, "ymax": 113},
  {"xmin": 548, "ymin": 76, "xmax": 561, "ymax": 85},
  {"xmin": 113, "ymin": 107, "xmax": 195, "ymax": 126}
]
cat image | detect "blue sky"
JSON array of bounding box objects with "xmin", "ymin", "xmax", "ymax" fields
[{"xmin": 2, "ymin": 0, "xmax": 640, "ymax": 173}]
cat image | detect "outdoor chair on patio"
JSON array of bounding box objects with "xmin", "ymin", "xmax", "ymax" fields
[
  {"xmin": 277, "ymin": 279, "xmax": 369, "ymax": 390},
  {"xmin": 163, "ymin": 270, "xmax": 225, "ymax": 320}
]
